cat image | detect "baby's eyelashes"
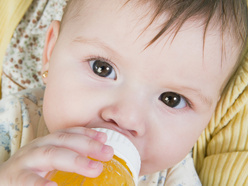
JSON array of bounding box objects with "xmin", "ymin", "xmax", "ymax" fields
[
  {"xmin": 87, "ymin": 58, "xmax": 189, "ymax": 110},
  {"xmin": 159, "ymin": 92, "xmax": 187, "ymax": 109},
  {"xmin": 89, "ymin": 59, "xmax": 117, "ymax": 80}
]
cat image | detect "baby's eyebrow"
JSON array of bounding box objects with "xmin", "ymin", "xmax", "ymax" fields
[
  {"xmin": 72, "ymin": 36, "xmax": 121, "ymax": 58},
  {"xmin": 180, "ymin": 86, "xmax": 213, "ymax": 107}
]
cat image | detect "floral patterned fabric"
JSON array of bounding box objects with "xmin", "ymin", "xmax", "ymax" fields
[
  {"xmin": 0, "ymin": 87, "xmax": 48, "ymax": 162},
  {"xmin": 2, "ymin": 0, "xmax": 67, "ymax": 97}
]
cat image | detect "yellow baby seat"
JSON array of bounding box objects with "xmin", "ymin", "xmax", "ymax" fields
[
  {"xmin": 194, "ymin": 52, "xmax": 248, "ymax": 185},
  {"xmin": 0, "ymin": 0, "xmax": 248, "ymax": 185}
]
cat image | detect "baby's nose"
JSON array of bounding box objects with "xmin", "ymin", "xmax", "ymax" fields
[{"xmin": 100, "ymin": 94, "xmax": 147, "ymax": 137}]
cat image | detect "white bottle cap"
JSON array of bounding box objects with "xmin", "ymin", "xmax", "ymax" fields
[{"xmin": 93, "ymin": 128, "xmax": 141, "ymax": 185}]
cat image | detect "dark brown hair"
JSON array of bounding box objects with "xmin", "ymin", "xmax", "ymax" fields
[
  {"xmin": 62, "ymin": 0, "xmax": 248, "ymax": 55},
  {"xmin": 139, "ymin": 0, "xmax": 247, "ymax": 47}
]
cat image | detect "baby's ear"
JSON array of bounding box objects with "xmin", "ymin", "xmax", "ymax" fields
[{"xmin": 42, "ymin": 20, "xmax": 60, "ymax": 82}]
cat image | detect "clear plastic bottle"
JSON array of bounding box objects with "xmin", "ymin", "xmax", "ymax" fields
[{"xmin": 45, "ymin": 128, "xmax": 141, "ymax": 185}]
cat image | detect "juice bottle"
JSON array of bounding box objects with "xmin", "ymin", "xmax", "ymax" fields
[{"xmin": 45, "ymin": 128, "xmax": 141, "ymax": 185}]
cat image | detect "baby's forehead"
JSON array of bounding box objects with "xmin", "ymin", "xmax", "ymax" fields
[
  {"xmin": 62, "ymin": 0, "xmax": 245, "ymax": 72},
  {"xmin": 63, "ymin": 0, "xmax": 246, "ymax": 46}
]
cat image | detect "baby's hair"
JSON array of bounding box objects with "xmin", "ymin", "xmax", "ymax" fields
[
  {"xmin": 61, "ymin": 0, "xmax": 248, "ymax": 57},
  {"xmin": 138, "ymin": 0, "xmax": 247, "ymax": 47}
]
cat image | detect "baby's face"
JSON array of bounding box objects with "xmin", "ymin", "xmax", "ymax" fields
[{"xmin": 42, "ymin": 0, "xmax": 239, "ymax": 175}]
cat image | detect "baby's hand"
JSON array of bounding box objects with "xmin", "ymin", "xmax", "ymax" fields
[{"xmin": 0, "ymin": 127, "xmax": 114, "ymax": 186}]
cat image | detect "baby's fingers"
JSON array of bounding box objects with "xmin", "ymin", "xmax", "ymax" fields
[
  {"xmin": 37, "ymin": 130, "xmax": 114, "ymax": 162},
  {"xmin": 57, "ymin": 127, "xmax": 108, "ymax": 144},
  {"xmin": 29, "ymin": 145, "xmax": 104, "ymax": 178}
]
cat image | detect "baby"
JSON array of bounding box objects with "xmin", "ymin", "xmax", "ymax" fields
[{"xmin": 0, "ymin": 0, "xmax": 247, "ymax": 185}]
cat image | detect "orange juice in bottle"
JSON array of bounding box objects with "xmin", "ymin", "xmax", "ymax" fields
[{"xmin": 45, "ymin": 128, "xmax": 141, "ymax": 185}]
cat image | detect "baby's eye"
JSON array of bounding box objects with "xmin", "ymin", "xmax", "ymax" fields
[
  {"xmin": 89, "ymin": 60, "xmax": 116, "ymax": 79},
  {"xmin": 159, "ymin": 92, "xmax": 187, "ymax": 109}
]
